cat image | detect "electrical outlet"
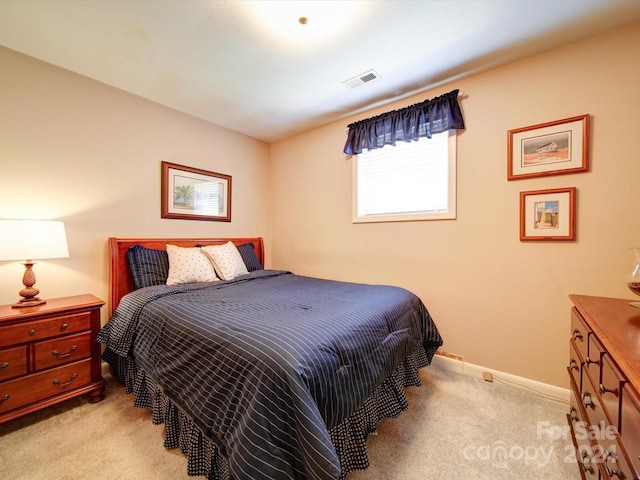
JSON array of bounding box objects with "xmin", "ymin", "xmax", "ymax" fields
[{"xmin": 482, "ymin": 371, "xmax": 493, "ymax": 382}]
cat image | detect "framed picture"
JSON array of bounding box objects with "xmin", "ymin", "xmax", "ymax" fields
[
  {"xmin": 161, "ymin": 161, "xmax": 231, "ymax": 222},
  {"xmin": 520, "ymin": 187, "xmax": 576, "ymax": 241},
  {"xmin": 508, "ymin": 114, "xmax": 589, "ymax": 180}
]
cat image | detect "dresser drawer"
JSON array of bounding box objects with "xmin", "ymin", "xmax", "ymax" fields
[
  {"xmin": 570, "ymin": 308, "xmax": 590, "ymax": 362},
  {"xmin": 0, "ymin": 359, "xmax": 92, "ymax": 415},
  {"xmin": 568, "ymin": 341, "xmax": 582, "ymax": 392},
  {"xmin": 0, "ymin": 346, "xmax": 28, "ymax": 381},
  {"xmin": 33, "ymin": 332, "xmax": 91, "ymax": 371},
  {"xmin": 568, "ymin": 389, "xmax": 600, "ymax": 480},
  {"xmin": 600, "ymin": 353, "xmax": 626, "ymax": 431},
  {"xmin": 0, "ymin": 312, "xmax": 90, "ymax": 348},
  {"xmin": 582, "ymin": 369, "xmax": 608, "ymax": 431},
  {"xmin": 586, "ymin": 333, "xmax": 604, "ymax": 386},
  {"xmin": 599, "ymin": 438, "xmax": 636, "ymax": 480},
  {"xmin": 621, "ymin": 384, "xmax": 640, "ymax": 477}
]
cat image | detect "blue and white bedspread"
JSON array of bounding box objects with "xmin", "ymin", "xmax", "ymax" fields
[{"xmin": 98, "ymin": 270, "xmax": 442, "ymax": 480}]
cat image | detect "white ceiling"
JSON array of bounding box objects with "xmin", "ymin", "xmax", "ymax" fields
[{"xmin": 1, "ymin": 0, "xmax": 639, "ymax": 142}]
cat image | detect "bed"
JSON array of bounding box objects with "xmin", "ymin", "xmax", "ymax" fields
[{"xmin": 98, "ymin": 237, "xmax": 443, "ymax": 480}]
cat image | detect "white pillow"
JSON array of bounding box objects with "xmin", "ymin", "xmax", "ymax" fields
[
  {"xmin": 165, "ymin": 244, "xmax": 218, "ymax": 285},
  {"xmin": 202, "ymin": 241, "xmax": 248, "ymax": 281}
]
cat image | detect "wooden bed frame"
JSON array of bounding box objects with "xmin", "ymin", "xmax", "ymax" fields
[
  {"xmin": 104, "ymin": 235, "xmax": 440, "ymax": 480},
  {"xmin": 107, "ymin": 237, "xmax": 264, "ymax": 316}
]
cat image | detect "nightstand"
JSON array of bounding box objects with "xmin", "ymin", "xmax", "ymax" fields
[{"xmin": 0, "ymin": 294, "xmax": 105, "ymax": 424}]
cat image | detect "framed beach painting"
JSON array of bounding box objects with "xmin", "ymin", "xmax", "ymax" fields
[
  {"xmin": 520, "ymin": 187, "xmax": 576, "ymax": 241},
  {"xmin": 508, "ymin": 115, "xmax": 589, "ymax": 180}
]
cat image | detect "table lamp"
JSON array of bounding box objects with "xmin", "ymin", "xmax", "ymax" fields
[{"xmin": 0, "ymin": 219, "xmax": 69, "ymax": 308}]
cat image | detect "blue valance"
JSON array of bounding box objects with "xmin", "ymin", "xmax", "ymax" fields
[{"xmin": 343, "ymin": 89, "xmax": 465, "ymax": 155}]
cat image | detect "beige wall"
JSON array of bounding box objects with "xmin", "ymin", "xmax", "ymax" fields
[
  {"xmin": 270, "ymin": 22, "xmax": 640, "ymax": 387},
  {"xmin": 2, "ymin": 23, "xmax": 638, "ymax": 389},
  {"xmin": 0, "ymin": 47, "xmax": 271, "ymax": 319}
]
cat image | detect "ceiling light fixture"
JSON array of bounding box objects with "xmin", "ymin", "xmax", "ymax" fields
[{"xmin": 239, "ymin": 1, "xmax": 366, "ymax": 49}]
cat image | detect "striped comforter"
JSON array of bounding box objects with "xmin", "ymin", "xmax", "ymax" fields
[{"xmin": 98, "ymin": 270, "xmax": 442, "ymax": 480}]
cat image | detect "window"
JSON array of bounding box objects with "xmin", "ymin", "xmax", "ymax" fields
[{"xmin": 353, "ymin": 130, "xmax": 456, "ymax": 223}]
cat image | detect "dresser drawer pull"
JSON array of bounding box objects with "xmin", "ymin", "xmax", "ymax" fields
[
  {"xmin": 604, "ymin": 448, "xmax": 621, "ymax": 478},
  {"xmin": 0, "ymin": 394, "xmax": 9, "ymax": 403},
  {"xmin": 569, "ymin": 359, "xmax": 579, "ymax": 371},
  {"xmin": 60, "ymin": 323, "xmax": 68, "ymax": 331},
  {"xmin": 29, "ymin": 329, "xmax": 36, "ymax": 336},
  {"xmin": 569, "ymin": 406, "xmax": 579, "ymax": 422},
  {"xmin": 599, "ymin": 383, "xmax": 619, "ymax": 396},
  {"xmin": 586, "ymin": 356, "xmax": 599, "ymax": 366},
  {"xmin": 572, "ymin": 329, "xmax": 583, "ymax": 341},
  {"xmin": 0, "ymin": 362, "xmax": 8, "ymax": 370},
  {"xmin": 580, "ymin": 449, "xmax": 595, "ymax": 474},
  {"xmin": 582, "ymin": 391, "xmax": 594, "ymax": 408},
  {"xmin": 52, "ymin": 345, "xmax": 78, "ymax": 360},
  {"xmin": 52, "ymin": 373, "xmax": 78, "ymax": 388}
]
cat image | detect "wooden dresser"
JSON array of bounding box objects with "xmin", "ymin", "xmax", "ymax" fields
[
  {"xmin": 0, "ymin": 294, "xmax": 105, "ymax": 424},
  {"xmin": 568, "ymin": 295, "xmax": 640, "ymax": 479}
]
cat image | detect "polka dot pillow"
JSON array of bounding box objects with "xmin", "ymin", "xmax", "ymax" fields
[
  {"xmin": 165, "ymin": 244, "xmax": 218, "ymax": 285},
  {"xmin": 202, "ymin": 241, "xmax": 248, "ymax": 281}
]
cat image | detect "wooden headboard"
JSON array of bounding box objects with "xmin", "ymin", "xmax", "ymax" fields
[{"xmin": 108, "ymin": 237, "xmax": 265, "ymax": 317}]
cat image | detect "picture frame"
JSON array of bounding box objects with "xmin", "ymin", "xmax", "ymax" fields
[
  {"xmin": 161, "ymin": 161, "xmax": 231, "ymax": 222},
  {"xmin": 507, "ymin": 114, "xmax": 589, "ymax": 180},
  {"xmin": 520, "ymin": 187, "xmax": 576, "ymax": 241}
]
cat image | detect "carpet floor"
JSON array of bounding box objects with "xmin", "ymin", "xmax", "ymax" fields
[{"xmin": 0, "ymin": 365, "xmax": 580, "ymax": 479}]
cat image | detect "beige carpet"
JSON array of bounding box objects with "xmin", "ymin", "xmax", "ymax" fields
[{"xmin": 0, "ymin": 365, "xmax": 580, "ymax": 480}]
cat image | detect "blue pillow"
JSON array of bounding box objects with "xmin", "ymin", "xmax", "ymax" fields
[
  {"xmin": 127, "ymin": 245, "xmax": 170, "ymax": 289},
  {"xmin": 237, "ymin": 243, "xmax": 263, "ymax": 272}
]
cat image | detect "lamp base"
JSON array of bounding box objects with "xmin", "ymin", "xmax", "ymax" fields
[
  {"xmin": 12, "ymin": 261, "xmax": 46, "ymax": 308},
  {"xmin": 12, "ymin": 298, "xmax": 46, "ymax": 309}
]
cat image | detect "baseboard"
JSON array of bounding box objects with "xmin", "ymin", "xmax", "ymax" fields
[{"xmin": 430, "ymin": 353, "xmax": 570, "ymax": 403}]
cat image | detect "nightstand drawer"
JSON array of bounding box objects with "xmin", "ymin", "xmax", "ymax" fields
[
  {"xmin": 0, "ymin": 359, "xmax": 92, "ymax": 415},
  {"xmin": 0, "ymin": 311, "xmax": 90, "ymax": 348},
  {"xmin": 0, "ymin": 346, "xmax": 28, "ymax": 381},
  {"xmin": 34, "ymin": 332, "xmax": 91, "ymax": 371}
]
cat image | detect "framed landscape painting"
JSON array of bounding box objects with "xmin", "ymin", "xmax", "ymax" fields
[
  {"xmin": 161, "ymin": 161, "xmax": 231, "ymax": 222},
  {"xmin": 508, "ymin": 115, "xmax": 589, "ymax": 180}
]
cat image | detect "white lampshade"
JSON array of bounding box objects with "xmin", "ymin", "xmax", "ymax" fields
[{"xmin": 0, "ymin": 220, "xmax": 69, "ymax": 261}]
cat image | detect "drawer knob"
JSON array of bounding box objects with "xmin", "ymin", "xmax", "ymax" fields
[
  {"xmin": 580, "ymin": 449, "xmax": 595, "ymax": 474},
  {"xmin": 569, "ymin": 406, "xmax": 579, "ymax": 422},
  {"xmin": 52, "ymin": 345, "xmax": 78, "ymax": 360},
  {"xmin": 60, "ymin": 323, "xmax": 68, "ymax": 330},
  {"xmin": 0, "ymin": 362, "xmax": 8, "ymax": 370},
  {"xmin": 582, "ymin": 391, "xmax": 594, "ymax": 408},
  {"xmin": 604, "ymin": 448, "xmax": 621, "ymax": 478},
  {"xmin": 572, "ymin": 329, "xmax": 583, "ymax": 341},
  {"xmin": 599, "ymin": 383, "xmax": 619, "ymax": 396},
  {"xmin": 0, "ymin": 394, "xmax": 8, "ymax": 403},
  {"xmin": 52, "ymin": 373, "xmax": 78, "ymax": 389},
  {"xmin": 569, "ymin": 359, "xmax": 579, "ymax": 371},
  {"xmin": 29, "ymin": 329, "xmax": 36, "ymax": 336}
]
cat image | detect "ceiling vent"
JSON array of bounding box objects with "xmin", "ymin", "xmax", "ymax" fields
[{"xmin": 342, "ymin": 69, "xmax": 381, "ymax": 89}]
